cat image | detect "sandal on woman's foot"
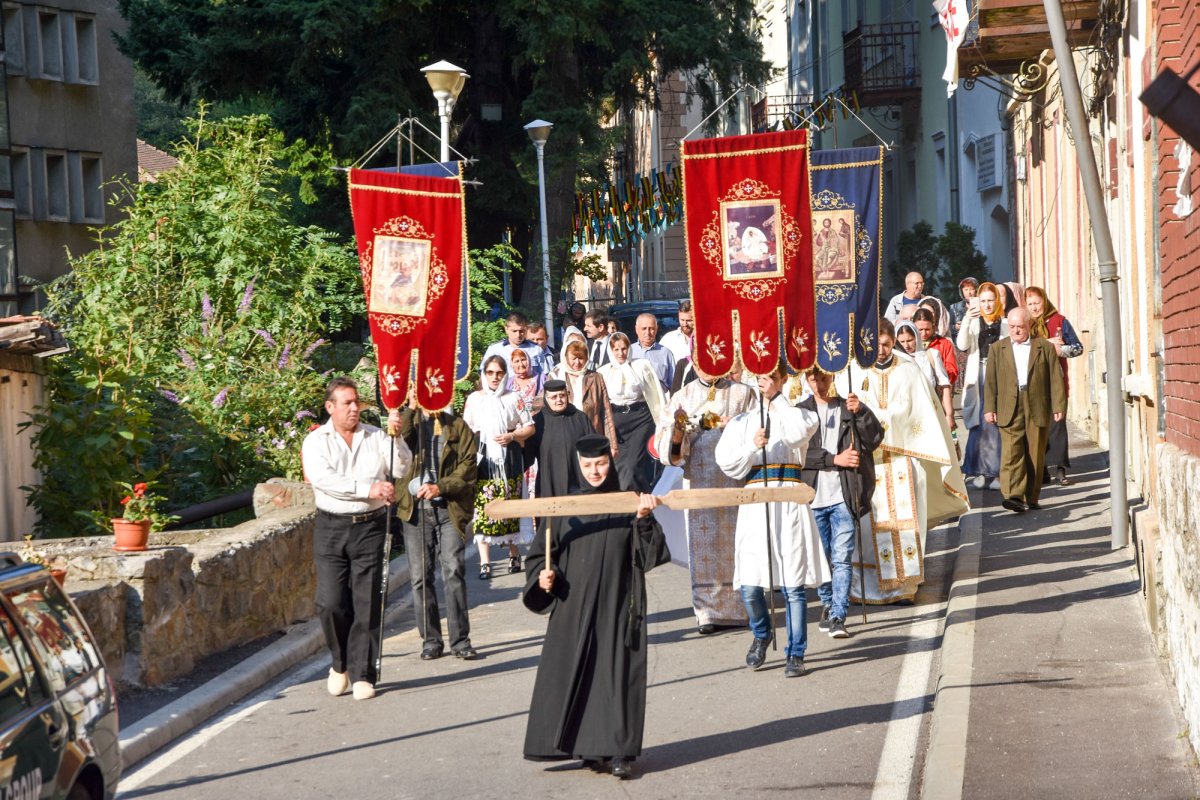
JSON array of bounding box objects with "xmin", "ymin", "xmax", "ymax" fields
[
  {"xmin": 509, "ymin": 556, "xmax": 521, "ymax": 574},
  {"xmin": 479, "ymin": 564, "xmax": 491, "ymax": 580}
]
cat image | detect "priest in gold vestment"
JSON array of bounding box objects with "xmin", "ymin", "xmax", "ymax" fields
[
  {"xmin": 653, "ymin": 365, "xmax": 756, "ymax": 634},
  {"xmin": 838, "ymin": 320, "xmax": 969, "ymax": 603}
]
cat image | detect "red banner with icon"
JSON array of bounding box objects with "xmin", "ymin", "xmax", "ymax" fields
[
  {"xmin": 348, "ymin": 167, "xmax": 468, "ymax": 412},
  {"xmin": 680, "ymin": 130, "xmax": 816, "ymax": 376}
]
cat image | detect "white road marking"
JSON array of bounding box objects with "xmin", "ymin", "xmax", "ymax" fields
[
  {"xmin": 869, "ymin": 598, "xmax": 946, "ymax": 800},
  {"xmin": 117, "ymin": 656, "xmax": 326, "ymax": 795}
]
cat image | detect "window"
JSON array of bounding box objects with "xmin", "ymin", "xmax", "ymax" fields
[
  {"xmin": 0, "ymin": 608, "xmax": 43, "ymax": 723},
  {"xmin": 11, "ymin": 146, "xmax": 29, "ymax": 218},
  {"xmin": 0, "ymin": 209, "xmax": 15, "ymax": 298},
  {"xmin": 37, "ymin": 8, "xmax": 60, "ymax": 80},
  {"xmin": 70, "ymin": 13, "xmax": 96, "ymax": 83},
  {"xmin": 67, "ymin": 151, "xmax": 102, "ymax": 222},
  {"xmin": 8, "ymin": 581, "xmax": 96, "ymax": 693},
  {"xmin": 1, "ymin": 4, "xmax": 23, "ymax": 75},
  {"xmin": 44, "ymin": 150, "xmax": 67, "ymax": 220}
]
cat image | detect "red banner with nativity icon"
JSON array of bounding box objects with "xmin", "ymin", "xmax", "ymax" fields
[
  {"xmin": 680, "ymin": 130, "xmax": 816, "ymax": 376},
  {"xmin": 348, "ymin": 167, "xmax": 468, "ymax": 412}
]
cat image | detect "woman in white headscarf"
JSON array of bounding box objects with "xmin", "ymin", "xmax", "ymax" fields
[
  {"xmin": 895, "ymin": 320, "xmax": 955, "ymax": 429},
  {"xmin": 463, "ymin": 355, "xmax": 535, "ymax": 580},
  {"xmin": 598, "ymin": 332, "xmax": 666, "ymax": 492}
]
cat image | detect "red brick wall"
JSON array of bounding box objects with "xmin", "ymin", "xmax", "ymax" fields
[{"xmin": 1157, "ymin": 0, "xmax": 1200, "ymax": 456}]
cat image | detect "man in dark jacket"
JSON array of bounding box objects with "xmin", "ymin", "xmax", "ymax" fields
[
  {"xmin": 397, "ymin": 397, "xmax": 479, "ymax": 661},
  {"xmin": 797, "ymin": 368, "xmax": 884, "ymax": 639}
]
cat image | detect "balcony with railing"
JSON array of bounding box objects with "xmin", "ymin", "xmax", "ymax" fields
[
  {"xmin": 751, "ymin": 93, "xmax": 816, "ymax": 133},
  {"xmin": 842, "ymin": 22, "xmax": 921, "ymax": 107}
]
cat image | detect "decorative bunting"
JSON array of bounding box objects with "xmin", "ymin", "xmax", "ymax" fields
[
  {"xmin": 570, "ymin": 164, "xmax": 683, "ymax": 251},
  {"xmin": 809, "ymin": 146, "xmax": 884, "ymax": 372},
  {"xmin": 681, "ymin": 129, "xmax": 816, "ymax": 377},
  {"xmin": 348, "ymin": 166, "xmax": 469, "ymax": 412}
]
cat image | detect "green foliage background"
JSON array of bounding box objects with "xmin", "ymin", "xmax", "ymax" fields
[
  {"xmin": 25, "ymin": 113, "xmax": 363, "ymax": 537},
  {"xmin": 884, "ymin": 221, "xmax": 990, "ymax": 303}
]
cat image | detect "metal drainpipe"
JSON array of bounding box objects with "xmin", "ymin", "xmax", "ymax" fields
[{"xmin": 1042, "ymin": 0, "xmax": 1128, "ymax": 549}]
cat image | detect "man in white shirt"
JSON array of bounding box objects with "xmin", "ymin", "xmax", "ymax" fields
[
  {"xmin": 526, "ymin": 322, "xmax": 556, "ymax": 375},
  {"xmin": 301, "ymin": 376, "xmax": 412, "ymax": 701},
  {"xmin": 660, "ymin": 299, "xmax": 695, "ymax": 364},
  {"xmin": 584, "ymin": 310, "xmax": 611, "ymax": 369},
  {"xmin": 883, "ymin": 271, "xmax": 927, "ymax": 324},
  {"xmin": 628, "ymin": 313, "xmax": 675, "ymax": 391},
  {"xmin": 984, "ymin": 308, "xmax": 1066, "ymax": 513}
]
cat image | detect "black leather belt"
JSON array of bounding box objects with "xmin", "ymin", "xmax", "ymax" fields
[
  {"xmin": 318, "ymin": 506, "xmax": 388, "ymax": 524},
  {"xmin": 612, "ymin": 401, "xmax": 648, "ymax": 413}
]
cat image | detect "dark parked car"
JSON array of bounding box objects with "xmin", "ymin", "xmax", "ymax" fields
[
  {"xmin": 607, "ymin": 300, "xmax": 683, "ymax": 340},
  {"xmin": 0, "ymin": 554, "xmax": 120, "ymax": 799}
]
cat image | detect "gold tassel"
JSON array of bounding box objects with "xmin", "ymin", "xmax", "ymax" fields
[{"xmin": 433, "ymin": 415, "xmax": 443, "ymax": 437}]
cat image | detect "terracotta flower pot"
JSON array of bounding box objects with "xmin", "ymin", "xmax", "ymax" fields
[{"xmin": 112, "ymin": 518, "xmax": 152, "ymax": 552}]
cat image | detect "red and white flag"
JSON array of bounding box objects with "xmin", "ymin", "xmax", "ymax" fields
[{"xmin": 934, "ymin": 0, "xmax": 969, "ymax": 97}]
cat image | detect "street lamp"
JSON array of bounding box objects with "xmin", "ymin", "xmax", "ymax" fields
[
  {"xmin": 525, "ymin": 119, "xmax": 555, "ymax": 348},
  {"xmin": 422, "ymin": 60, "xmax": 469, "ymax": 162}
]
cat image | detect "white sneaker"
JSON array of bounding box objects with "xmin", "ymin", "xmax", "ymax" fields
[
  {"xmin": 987, "ymin": 477, "xmax": 1001, "ymax": 491},
  {"xmin": 352, "ymin": 681, "xmax": 376, "ymax": 701},
  {"xmin": 972, "ymin": 475, "xmax": 986, "ymax": 489},
  {"xmin": 326, "ymin": 669, "xmax": 349, "ymax": 697}
]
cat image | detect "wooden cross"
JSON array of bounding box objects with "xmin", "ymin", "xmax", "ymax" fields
[{"xmin": 485, "ymin": 484, "xmax": 816, "ymax": 520}]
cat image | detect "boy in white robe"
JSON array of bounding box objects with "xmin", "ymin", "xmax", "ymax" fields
[{"xmin": 716, "ymin": 364, "xmax": 830, "ymax": 678}]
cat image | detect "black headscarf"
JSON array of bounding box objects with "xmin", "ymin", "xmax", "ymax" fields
[{"xmin": 574, "ymin": 434, "xmax": 622, "ymax": 494}]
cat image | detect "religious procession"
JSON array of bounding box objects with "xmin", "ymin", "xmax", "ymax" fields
[
  {"xmin": 285, "ymin": 104, "xmax": 1100, "ymax": 781},
  {"xmin": 18, "ymin": 0, "xmax": 1199, "ymax": 796}
]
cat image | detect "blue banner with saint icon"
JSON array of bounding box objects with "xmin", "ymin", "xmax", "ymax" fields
[{"xmin": 808, "ymin": 146, "xmax": 884, "ymax": 372}]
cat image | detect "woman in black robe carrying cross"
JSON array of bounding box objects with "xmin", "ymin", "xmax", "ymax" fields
[{"xmin": 522, "ymin": 434, "xmax": 671, "ymax": 779}]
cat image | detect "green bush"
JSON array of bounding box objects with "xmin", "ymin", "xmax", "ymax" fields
[{"xmin": 24, "ymin": 112, "xmax": 364, "ymax": 536}]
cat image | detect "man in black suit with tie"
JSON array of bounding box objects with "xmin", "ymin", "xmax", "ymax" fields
[{"xmin": 583, "ymin": 310, "xmax": 611, "ymax": 369}]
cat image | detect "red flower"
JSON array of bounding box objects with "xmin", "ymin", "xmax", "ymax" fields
[
  {"xmin": 120, "ymin": 496, "xmax": 131, "ymax": 505},
  {"xmin": 133, "ymin": 482, "xmax": 148, "ymax": 495}
]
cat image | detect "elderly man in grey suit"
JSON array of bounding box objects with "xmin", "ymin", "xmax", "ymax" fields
[{"xmin": 983, "ymin": 307, "xmax": 1067, "ymax": 513}]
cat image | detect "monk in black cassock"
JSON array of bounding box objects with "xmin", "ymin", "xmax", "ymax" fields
[
  {"xmin": 522, "ymin": 434, "xmax": 671, "ymax": 779},
  {"xmin": 524, "ymin": 379, "xmax": 595, "ymax": 498}
]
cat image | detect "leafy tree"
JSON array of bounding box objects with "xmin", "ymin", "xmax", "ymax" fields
[
  {"xmin": 24, "ymin": 113, "xmax": 363, "ymax": 536},
  {"xmin": 885, "ymin": 220, "xmax": 989, "ymax": 302},
  {"xmin": 115, "ymin": 0, "xmax": 770, "ymax": 306}
]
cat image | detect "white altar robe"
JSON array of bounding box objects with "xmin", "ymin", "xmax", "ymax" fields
[{"xmin": 715, "ymin": 394, "xmax": 830, "ymax": 590}]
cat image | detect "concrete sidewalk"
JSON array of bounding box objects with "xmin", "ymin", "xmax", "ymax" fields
[{"xmin": 922, "ymin": 437, "xmax": 1200, "ymax": 798}]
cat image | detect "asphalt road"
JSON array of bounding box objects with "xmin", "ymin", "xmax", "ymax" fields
[{"xmin": 117, "ymin": 521, "xmax": 961, "ymax": 800}]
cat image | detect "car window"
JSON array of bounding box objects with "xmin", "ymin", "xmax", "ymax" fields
[
  {"xmin": 0, "ymin": 611, "xmax": 35, "ymax": 725},
  {"xmin": 7, "ymin": 582, "xmax": 96, "ymax": 694}
]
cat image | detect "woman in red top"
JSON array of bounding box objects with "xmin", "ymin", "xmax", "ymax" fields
[{"xmin": 1025, "ymin": 287, "xmax": 1084, "ymax": 485}]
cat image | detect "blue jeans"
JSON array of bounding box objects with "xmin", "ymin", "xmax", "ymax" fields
[
  {"xmin": 813, "ymin": 502, "xmax": 857, "ymax": 621},
  {"xmin": 741, "ymin": 585, "xmax": 808, "ymax": 659}
]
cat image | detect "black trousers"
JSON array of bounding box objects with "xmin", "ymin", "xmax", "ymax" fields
[
  {"xmin": 402, "ymin": 506, "xmax": 470, "ymax": 650},
  {"xmin": 314, "ymin": 509, "xmax": 387, "ymax": 684}
]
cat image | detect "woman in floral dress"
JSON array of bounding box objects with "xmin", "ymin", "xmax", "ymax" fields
[{"xmin": 464, "ymin": 356, "xmax": 535, "ymax": 579}]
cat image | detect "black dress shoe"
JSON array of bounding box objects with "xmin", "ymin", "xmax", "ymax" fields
[
  {"xmin": 745, "ymin": 636, "xmax": 771, "ymax": 669},
  {"xmin": 1001, "ymin": 497, "xmax": 1028, "ymax": 513},
  {"xmin": 610, "ymin": 757, "xmax": 633, "ymax": 779},
  {"xmin": 697, "ymin": 623, "xmax": 717, "ymax": 635},
  {"xmin": 451, "ymin": 644, "xmax": 479, "ymax": 660},
  {"xmin": 581, "ymin": 759, "xmax": 607, "ymax": 772},
  {"xmin": 1026, "ymin": 501, "xmax": 1042, "ymax": 510},
  {"xmin": 784, "ymin": 656, "xmax": 805, "ymax": 678},
  {"xmin": 420, "ymin": 643, "xmax": 443, "ymax": 660}
]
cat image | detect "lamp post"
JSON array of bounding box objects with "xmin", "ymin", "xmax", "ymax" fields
[
  {"xmin": 525, "ymin": 119, "xmax": 555, "ymax": 348},
  {"xmin": 421, "ymin": 60, "xmax": 469, "ymax": 163}
]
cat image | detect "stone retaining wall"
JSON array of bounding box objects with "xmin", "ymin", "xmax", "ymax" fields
[
  {"xmin": 1152, "ymin": 442, "xmax": 1200, "ymax": 756},
  {"xmin": 32, "ymin": 480, "xmax": 317, "ymax": 690}
]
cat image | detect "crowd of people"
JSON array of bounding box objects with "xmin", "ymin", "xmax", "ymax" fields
[{"xmin": 300, "ymin": 277, "xmax": 1078, "ymax": 777}]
